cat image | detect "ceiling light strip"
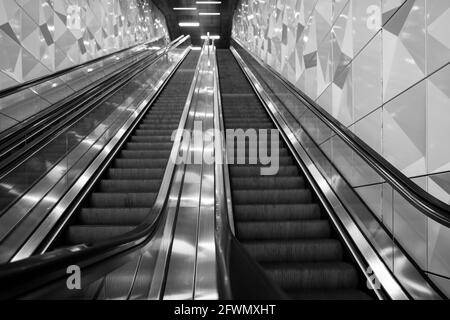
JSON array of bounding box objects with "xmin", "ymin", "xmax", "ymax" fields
[
  {"xmin": 201, "ymin": 35, "xmax": 220, "ymax": 40},
  {"xmin": 196, "ymin": 1, "xmax": 222, "ymax": 4},
  {"xmin": 179, "ymin": 22, "xmax": 200, "ymax": 27},
  {"xmin": 173, "ymin": 7, "xmax": 197, "ymax": 11}
]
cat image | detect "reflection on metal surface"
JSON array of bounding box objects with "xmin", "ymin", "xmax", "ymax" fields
[
  {"xmin": 164, "ymin": 43, "xmax": 218, "ymax": 300},
  {"xmin": 147, "ymin": 45, "xmax": 205, "ymax": 300}
]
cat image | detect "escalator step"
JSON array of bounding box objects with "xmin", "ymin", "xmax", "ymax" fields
[
  {"xmin": 89, "ymin": 192, "xmax": 157, "ymax": 208},
  {"xmin": 99, "ymin": 180, "xmax": 161, "ymax": 193},
  {"xmin": 65, "ymin": 225, "xmax": 135, "ymax": 245},
  {"xmin": 230, "ymin": 156, "xmax": 294, "ymax": 166},
  {"xmin": 231, "ymin": 177, "xmax": 304, "ymax": 190},
  {"xmin": 286, "ymin": 289, "xmax": 372, "ymax": 300},
  {"xmin": 107, "ymin": 168, "xmax": 165, "ymax": 180},
  {"xmin": 236, "ymin": 220, "xmax": 330, "ymax": 240},
  {"xmin": 243, "ymin": 239, "xmax": 343, "ymax": 262},
  {"xmin": 134, "ymin": 129, "xmax": 176, "ymax": 136},
  {"xmin": 261, "ymin": 262, "xmax": 359, "ymax": 290},
  {"xmin": 78, "ymin": 208, "xmax": 154, "ymax": 225},
  {"xmin": 114, "ymin": 158, "xmax": 168, "ymax": 168},
  {"xmin": 139, "ymin": 124, "xmax": 180, "ymax": 130},
  {"xmin": 125, "ymin": 142, "xmax": 173, "ymax": 150},
  {"xmin": 229, "ymin": 165, "xmax": 299, "ymax": 177},
  {"xmin": 233, "ymin": 204, "xmax": 321, "ymax": 221},
  {"xmin": 130, "ymin": 135, "xmax": 172, "ymax": 143},
  {"xmin": 120, "ymin": 150, "xmax": 171, "ymax": 158},
  {"xmin": 232, "ymin": 189, "xmax": 312, "ymax": 205}
]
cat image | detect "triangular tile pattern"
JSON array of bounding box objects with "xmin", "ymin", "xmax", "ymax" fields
[
  {"xmin": 233, "ymin": 0, "xmax": 450, "ymax": 180},
  {"xmin": 383, "ymin": 80, "xmax": 426, "ymax": 176},
  {"xmin": 427, "ymin": 0, "xmax": 450, "ymax": 74},
  {"xmin": 382, "ymin": 0, "xmax": 426, "ymax": 102},
  {"xmin": 0, "ymin": 0, "xmax": 168, "ymax": 91},
  {"xmin": 427, "ymin": 65, "xmax": 450, "ymax": 174}
]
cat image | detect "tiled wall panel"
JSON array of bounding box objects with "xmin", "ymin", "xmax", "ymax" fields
[
  {"xmin": 0, "ymin": 0, "xmax": 168, "ymax": 91},
  {"xmin": 233, "ymin": 0, "xmax": 450, "ymax": 201}
]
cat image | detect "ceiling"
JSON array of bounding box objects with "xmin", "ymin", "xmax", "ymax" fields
[{"xmin": 152, "ymin": 0, "xmax": 239, "ymax": 48}]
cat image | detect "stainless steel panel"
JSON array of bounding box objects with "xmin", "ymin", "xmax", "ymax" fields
[{"xmin": 163, "ymin": 43, "xmax": 218, "ymax": 300}]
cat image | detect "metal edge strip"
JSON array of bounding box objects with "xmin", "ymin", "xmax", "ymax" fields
[
  {"xmin": 147, "ymin": 45, "xmax": 207, "ymax": 300},
  {"xmin": 194, "ymin": 42, "xmax": 219, "ymax": 300},
  {"xmin": 211, "ymin": 46, "xmax": 234, "ymax": 299},
  {"xmin": 163, "ymin": 40, "xmax": 211, "ymax": 300}
]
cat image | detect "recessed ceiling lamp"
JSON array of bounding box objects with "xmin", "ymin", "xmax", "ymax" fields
[
  {"xmin": 173, "ymin": 7, "xmax": 197, "ymax": 11},
  {"xmin": 196, "ymin": 1, "xmax": 222, "ymax": 4},
  {"xmin": 179, "ymin": 22, "xmax": 200, "ymax": 27},
  {"xmin": 201, "ymin": 35, "xmax": 220, "ymax": 39},
  {"xmin": 199, "ymin": 12, "xmax": 220, "ymax": 15}
]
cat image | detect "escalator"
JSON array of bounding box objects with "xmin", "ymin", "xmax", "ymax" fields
[
  {"xmin": 217, "ymin": 49, "xmax": 371, "ymax": 300},
  {"xmin": 51, "ymin": 51, "xmax": 200, "ymax": 248}
]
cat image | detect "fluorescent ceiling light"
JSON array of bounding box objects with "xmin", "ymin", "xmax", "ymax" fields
[
  {"xmin": 179, "ymin": 22, "xmax": 200, "ymax": 27},
  {"xmin": 196, "ymin": 1, "xmax": 221, "ymax": 4},
  {"xmin": 201, "ymin": 35, "xmax": 220, "ymax": 40},
  {"xmin": 199, "ymin": 12, "xmax": 220, "ymax": 15},
  {"xmin": 173, "ymin": 7, "xmax": 197, "ymax": 11}
]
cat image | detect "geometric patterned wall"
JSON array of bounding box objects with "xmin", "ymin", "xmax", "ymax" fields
[
  {"xmin": 233, "ymin": 0, "xmax": 450, "ymax": 296},
  {"xmin": 0, "ymin": 0, "xmax": 169, "ymax": 91},
  {"xmin": 232, "ymin": 0, "xmax": 450, "ymax": 204}
]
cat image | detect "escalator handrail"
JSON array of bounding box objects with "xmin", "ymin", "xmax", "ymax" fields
[
  {"xmin": 0, "ymin": 38, "xmax": 194, "ymax": 299},
  {"xmin": 0, "ymin": 36, "xmax": 176, "ymax": 100},
  {"xmin": 0, "ymin": 35, "xmax": 188, "ymax": 177},
  {"xmin": 232, "ymin": 38, "xmax": 450, "ymax": 228},
  {"xmin": 212, "ymin": 46, "xmax": 287, "ymax": 300}
]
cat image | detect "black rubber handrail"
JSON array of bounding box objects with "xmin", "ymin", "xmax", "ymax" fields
[
  {"xmin": 231, "ymin": 38, "xmax": 450, "ymax": 228},
  {"xmin": 0, "ymin": 37, "xmax": 193, "ymax": 299},
  {"xmin": 0, "ymin": 37, "xmax": 168, "ymax": 100}
]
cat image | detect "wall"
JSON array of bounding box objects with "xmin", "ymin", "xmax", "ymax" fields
[
  {"xmin": 0, "ymin": 0, "xmax": 169, "ymax": 91},
  {"xmin": 232, "ymin": 0, "xmax": 450, "ymax": 206}
]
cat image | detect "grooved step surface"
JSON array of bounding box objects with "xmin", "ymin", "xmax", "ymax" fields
[{"xmin": 218, "ymin": 49, "xmax": 370, "ymax": 300}]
